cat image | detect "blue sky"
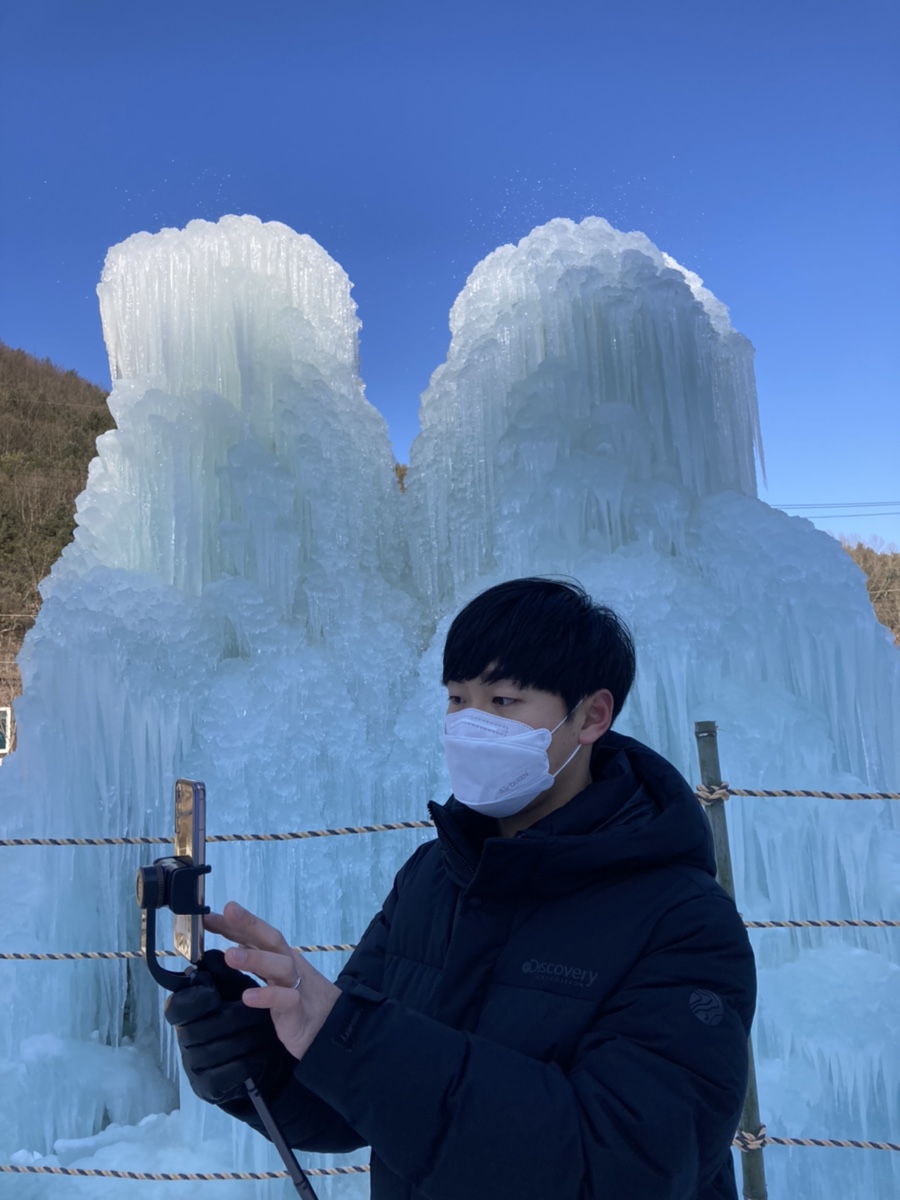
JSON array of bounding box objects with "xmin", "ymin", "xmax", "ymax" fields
[{"xmin": 2, "ymin": 0, "xmax": 898, "ymax": 545}]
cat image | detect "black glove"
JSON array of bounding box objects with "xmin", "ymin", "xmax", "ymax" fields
[{"xmin": 164, "ymin": 949, "xmax": 295, "ymax": 1106}]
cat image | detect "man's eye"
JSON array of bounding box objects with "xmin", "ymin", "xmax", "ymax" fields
[
  {"xmin": 493, "ymin": 696, "xmax": 517, "ymax": 707},
  {"xmin": 447, "ymin": 695, "xmax": 462, "ymax": 705}
]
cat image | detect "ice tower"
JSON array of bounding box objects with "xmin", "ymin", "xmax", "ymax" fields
[
  {"xmin": 405, "ymin": 219, "xmax": 900, "ymax": 1200},
  {"xmin": 0, "ymin": 216, "xmax": 421, "ymax": 1196},
  {"xmin": 406, "ymin": 219, "xmax": 762, "ymax": 606},
  {"xmin": 1, "ymin": 215, "xmax": 898, "ymax": 1198}
]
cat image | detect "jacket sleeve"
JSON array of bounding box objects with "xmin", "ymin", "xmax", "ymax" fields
[
  {"xmin": 216, "ymin": 846, "xmax": 428, "ymax": 1153},
  {"xmin": 293, "ymin": 890, "xmax": 755, "ymax": 1200}
]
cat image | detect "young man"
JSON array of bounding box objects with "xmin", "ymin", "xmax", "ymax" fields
[{"xmin": 167, "ymin": 577, "xmax": 756, "ymax": 1200}]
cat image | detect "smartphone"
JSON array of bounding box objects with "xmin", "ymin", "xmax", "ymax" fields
[{"xmin": 173, "ymin": 779, "xmax": 206, "ymax": 963}]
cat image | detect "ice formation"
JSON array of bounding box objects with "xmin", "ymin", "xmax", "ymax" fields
[{"xmin": 1, "ymin": 214, "xmax": 898, "ymax": 1198}]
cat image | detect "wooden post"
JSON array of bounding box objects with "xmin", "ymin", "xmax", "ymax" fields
[{"xmin": 694, "ymin": 721, "xmax": 768, "ymax": 1200}]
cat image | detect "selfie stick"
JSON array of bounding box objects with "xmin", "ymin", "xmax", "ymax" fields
[
  {"xmin": 245, "ymin": 1077, "xmax": 319, "ymax": 1199},
  {"xmin": 136, "ymin": 860, "xmax": 320, "ymax": 1199}
]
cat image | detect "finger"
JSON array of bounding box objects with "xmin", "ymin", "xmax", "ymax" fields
[
  {"xmin": 225, "ymin": 945, "xmax": 301, "ymax": 986},
  {"xmin": 242, "ymin": 984, "xmax": 303, "ymax": 1015},
  {"xmin": 205, "ymin": 902, "xmax": 292, "ymax": 955},
  {"xmin": 202, "ymin": 911, "xmax": 235, "ymax": 939}
]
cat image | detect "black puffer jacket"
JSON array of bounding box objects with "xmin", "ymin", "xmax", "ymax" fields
[{"xmin": 229, "ymin": 732, "xmax": 756, "ymax": 1200}]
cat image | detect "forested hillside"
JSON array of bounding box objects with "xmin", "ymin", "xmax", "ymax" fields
[
  {"xmin": 842, "ymin": 540, "xmax": 900, "ymax": 648},
  {"xmin": 0, "ymin": 343, "xmax": 114, "ymax": 709}
]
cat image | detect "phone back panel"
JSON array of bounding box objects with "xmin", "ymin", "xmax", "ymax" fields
[{"xmin": 173, "ymin": 779, "xmax": 206, "ymax": 963}]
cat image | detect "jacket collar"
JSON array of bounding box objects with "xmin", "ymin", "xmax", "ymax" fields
[{"xmin": 429, "ymin": 731, "xmax": 715, "ymax": 894}]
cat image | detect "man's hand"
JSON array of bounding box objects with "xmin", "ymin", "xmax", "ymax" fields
[
  {"xmin": 164, "ymin": 950, "xmax": 294, "ymax": 1105},
  {"xmin": 205, "ymin": 901, "xmax": 342, "ymax": 1062}
]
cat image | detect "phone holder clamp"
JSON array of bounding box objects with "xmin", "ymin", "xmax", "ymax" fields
[{"xmin": 135, "ymin": 857, "xmax": 210, "ymax": 991}]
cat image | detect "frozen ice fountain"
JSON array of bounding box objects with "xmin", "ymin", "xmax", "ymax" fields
[{"xmin": 1, "ymin": 214, "xmax": 898, "ymax": 1198}]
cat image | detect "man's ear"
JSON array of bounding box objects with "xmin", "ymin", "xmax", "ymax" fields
[{"xmin": 578, "ymin": 689, "xmax": 614, "ymax": 745}]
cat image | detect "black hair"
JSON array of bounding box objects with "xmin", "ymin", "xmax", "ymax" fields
[{"xmin": 442, "ymin": 577, "xmax": 635, "ymax": 720}]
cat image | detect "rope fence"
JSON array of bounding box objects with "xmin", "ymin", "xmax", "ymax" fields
[
  {"xmin": 0, "ymin": 945, "xmax": 358, "ymax": 961},
  {"xmin": 3, "ymin": 919, "xmax": 899, "ymax": 963},
  {"xmin": 695, "ymin": 784, "xmax": 900, "ymax": 805},
  {"xmin": 0, "ymin": 820, "xmax": 435, "ymax": 847},
  {"xmin": 4, "ymin": 1130, "xmax": 900, "ymax": 1182},
  {"xmin": 1, "ymin": 786, "xmax": 897, "ymax": 849},
  {"xmin": 732, "ymin": 1131, "xmax": 900, "ymax": 1153},
  {"xmin": 2, "ymin": 774, "xmax": 898, "ymax": 1188},
  {"xmin": 0, "ymin": 1164, "xmax": 371, "ymax": 1180}
]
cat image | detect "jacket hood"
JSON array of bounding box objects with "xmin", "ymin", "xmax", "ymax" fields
[{"xmin": 429, "ymin": 731, "xmax": 716, "ymax": 895}]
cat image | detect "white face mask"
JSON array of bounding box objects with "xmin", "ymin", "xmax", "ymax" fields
[{"xmin": 443, "ymin": 705, "xmax": 583, "ymax": 818}]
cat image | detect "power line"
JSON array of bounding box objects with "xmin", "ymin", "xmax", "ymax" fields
[
  {"xmin": 797, "ymin": 512, "xmax": 900, "ymax": 520},
  {"xmin": 773, "ymin": 501, "xmax": 900, "ymax": 510}
]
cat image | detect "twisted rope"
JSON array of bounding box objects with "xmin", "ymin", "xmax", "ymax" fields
[
  {"xmin": 734, "ymin": 1125, "xmax": 768, "ymax": 1152},
  {"xmin": 0, "ymin": 944, "xmax": 357, "ymax": 961},
  {"xmin": 733, "ymin": 1127, "xmax": 900, "ymax": 1153},
  {"xmin": 697, "ymin": 784, "xmax": 900, "ymax": 806},
  {"xmin": 0, "ymin": 820, "xmax": 435, "ymax": 847},
  {"xmin": 3, "ymin": 921, "xmax": 898, "ymax": 961},
  {"xmin": 696, "ymin": 784, "xmax": 731, "ymax": 806},
  {"xmin": 4, "ymin": 1132, "xmax": 900, "ymax": 1179},
  {"xmin": 741, "ymin": 920, "xmax": 900, "ymax": 929},
  {"xmin": 2, "ymin": 786, "xmax": 898, "ymax": 848},
  {"xmin": 727, "ymin": 788, "xmax": 900, "ymax": 801},
  {"xmin": 0, "ymin": 1163, "xmax": 370, "ymax": 1179}
]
